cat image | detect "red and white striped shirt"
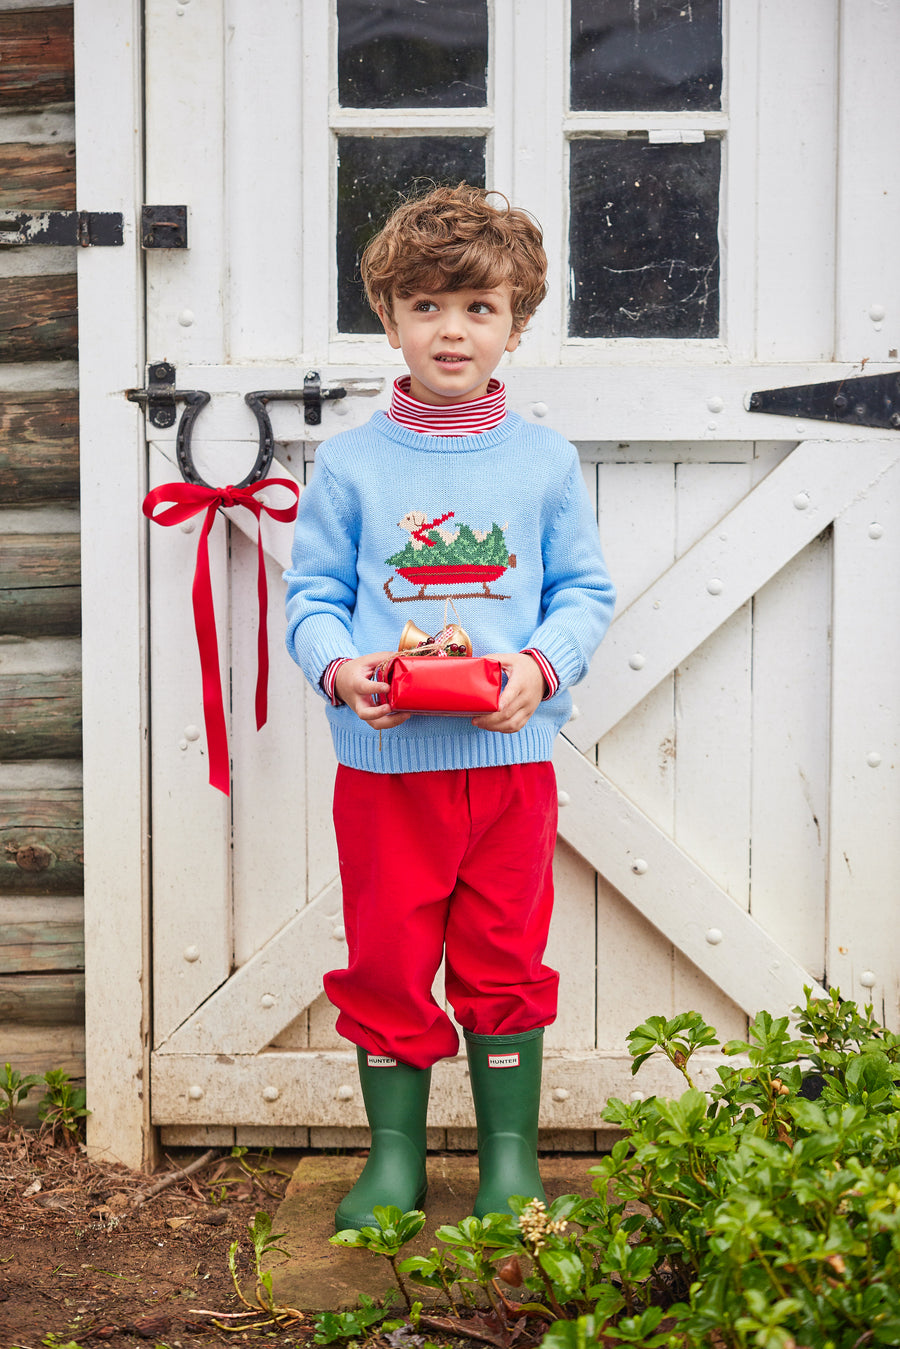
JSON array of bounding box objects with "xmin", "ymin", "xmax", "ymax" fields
[
  {"xmin": 322, "ymin": 378, "xmax": 560, "ymax": 704},
  {"xmin": 386, "ymin": 375, "xmax": 508, "ymax": 435}
]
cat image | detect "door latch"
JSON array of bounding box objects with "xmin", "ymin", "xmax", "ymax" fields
[
  {"xmin": 128, "ymin": 362, "xmax": 274, "ymax": 489},
  {"xmin": 130, "ymin": 366, "xmax": 382, "ymax": 489},
  {"xmin": 245, "ymin": 372, "xmax": 348, "ymax": 449},
  {"xmin": 127, "ymin": 362, "xmax": 219, "ymax": 485},
  {"xmin": 141, "ymin": 206, "xmax": 189, "ymax": 249}
]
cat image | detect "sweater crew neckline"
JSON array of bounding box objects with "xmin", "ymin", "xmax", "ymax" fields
[{"xmin": 371, "ymin": 408, "xmax": 523, "ymax": 454}]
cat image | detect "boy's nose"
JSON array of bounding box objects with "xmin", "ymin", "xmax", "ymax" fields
[{"xmin": 440, "ymin": 308, "xmax": 467, "ymax": 338}]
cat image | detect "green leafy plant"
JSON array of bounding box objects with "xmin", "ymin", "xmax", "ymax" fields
[
  {"xmin": 329, "ymin": 989, "xmax": 900, "ymax": 1348},
  {"xmin": 313, "ymin": 1292, "xmax": 403, "ymax": 1344},
  {"xmin": 189, "ymin": 1210, "xmax": 305, "ymax": 1334},
  {"xmin": 587, "ymin": 989, "xmax": 900, "ymax": 1346},
  {"xmin": 37, "ymin": 1069, "xmax": 90, "ymax": 1145},
  {"xmin": 226, "ymin": 1211, "xmax": 293, "ymax": 1323},
  {"xmin": 0, "ymin": 1062, "xmax": 42, "ymax": 1128},
  {"xmin": 332, "ymin": 1204, "xmax": 427, "ymax": 1310}
]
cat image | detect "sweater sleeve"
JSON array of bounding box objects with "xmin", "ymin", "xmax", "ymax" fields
[
  {"xmin": 526, "ymin": 457, "xmax": 616, "ymax": 690},
  {"xmin": 283, "ymin": 459, "xmax": 361, "ymax": 696}
]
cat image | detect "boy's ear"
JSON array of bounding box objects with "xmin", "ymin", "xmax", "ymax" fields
[
  {"xmin": 377, "ymin": 303, "xmax": 402, "ymax": 350},
  {"xmin": 505, "ymin": 325, "xmax": 523, "ymax": 354}
]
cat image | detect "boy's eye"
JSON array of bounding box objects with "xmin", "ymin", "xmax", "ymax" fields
[
  {"xmin": 469, "ymin": 302, "xmax": 492, "ymax": 314},
  {"xmin": 413, "ymin": 300, "xmax": 438, "ymax": 313}
]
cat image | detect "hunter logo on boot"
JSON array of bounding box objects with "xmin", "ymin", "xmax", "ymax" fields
[
  {"xmin": 488, "ymin": 1052, "xmax": 520, "ymax": 1068},
  {"xmin": 367, "ymin": 1055, "xmax": 398, "ymax": 1067}
]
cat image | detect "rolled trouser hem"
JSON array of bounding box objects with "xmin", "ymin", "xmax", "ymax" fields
[{"xmin": 334, "ymin": 1011, "xmax": 460, "ymax": 1069}]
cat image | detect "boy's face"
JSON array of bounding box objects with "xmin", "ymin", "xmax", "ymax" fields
[{"xmin": 377, "ymin": 283, "xmax": 522, "ymax": 406}]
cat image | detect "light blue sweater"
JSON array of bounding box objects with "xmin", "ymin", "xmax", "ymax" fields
[{"xmin": 284, "ymin": 411, "xmax": 615, "ymax": 773}]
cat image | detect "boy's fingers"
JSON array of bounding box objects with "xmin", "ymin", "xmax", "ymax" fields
[
  {"xmin": 473, "ymin": 705, "xmax": 526, "ymax": 732},
  {"xmin": 367, "ymin": 709, "xmax": 410, "ymax": 729}
]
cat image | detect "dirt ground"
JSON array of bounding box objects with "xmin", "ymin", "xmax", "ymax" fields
[{"xmin": 0, "ymin": 1128, "xmax": 318, "ymax": 1349}]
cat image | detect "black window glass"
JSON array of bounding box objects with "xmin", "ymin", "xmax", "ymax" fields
[
  {"xmin": 571, "ymin": 0, "xmax": 722, "ymax": 112},
  {"xmin": 569, "ymin": 137, "xmax": 720, "ymax": 338},
  {"xmin": 337, "ymin": 136, "xmax": 486, "ymax": 334},
  {"xmin": 338, "ymin": 0, "xmax": 488, "ymax": 109}
]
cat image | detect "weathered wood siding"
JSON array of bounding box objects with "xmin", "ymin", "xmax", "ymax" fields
[{"xmin": 0, "ymin": 1, "xmax": 83, "ymax": 1121}]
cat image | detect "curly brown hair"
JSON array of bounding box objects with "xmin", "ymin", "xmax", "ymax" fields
[{"xmin": 360, "ymin": 183, "xmax": 548, "ymax": 333}]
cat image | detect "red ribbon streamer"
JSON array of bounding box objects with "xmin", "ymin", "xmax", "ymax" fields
[{"xmin": 142, "ymin": 478, "xmax": 300, "ymax": 795}]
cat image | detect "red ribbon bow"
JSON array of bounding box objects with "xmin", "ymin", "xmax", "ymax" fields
[{"xmin": 142, "ymin": 478, "xmax": 300, "ymax": 795}]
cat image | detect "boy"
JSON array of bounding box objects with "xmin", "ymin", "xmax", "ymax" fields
[{"xmin": 284, "ymin": 184, "xmax": 615, "ymax": 1230}]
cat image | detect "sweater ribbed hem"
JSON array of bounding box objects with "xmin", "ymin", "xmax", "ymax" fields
[{"xmin": 329, "ymin": 716, "xmax": 558, "ymax": 774}]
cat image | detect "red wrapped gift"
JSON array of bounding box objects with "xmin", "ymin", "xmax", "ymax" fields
[{"xmin": 375, "ymin": 655, "xmax": 503, "ymax": 716}]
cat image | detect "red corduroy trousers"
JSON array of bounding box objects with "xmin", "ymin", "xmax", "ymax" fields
[{"xmin": 323, "ymin": 762, "xmax": 560, "ymax": 1069}]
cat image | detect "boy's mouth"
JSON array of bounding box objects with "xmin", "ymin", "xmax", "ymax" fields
[{"xmin": 435, "ymin": 354, "xmax": 470, "ymax": 365}]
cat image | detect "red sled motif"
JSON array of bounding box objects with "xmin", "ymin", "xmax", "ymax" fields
[
  {"xmin": 386, "ymin": 562, "xmax": 513, "ymax": 602},
  {"xmin": 373, "ymin": 656, "xmax": 503, "ymax": 716},
  {"xmin": 385, "ymin": 510, "xmax": 515, "ymax": 602}
]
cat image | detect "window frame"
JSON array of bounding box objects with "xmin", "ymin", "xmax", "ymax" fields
[{"xmin": 302, "ymin": 0, "xmax": 757, "ymax": 367}]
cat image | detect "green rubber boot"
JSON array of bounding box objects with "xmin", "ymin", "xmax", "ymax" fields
[
  {"xmin": 465, "ymin": 1028, "xmax": 546, "ymax": 1219},
  {"xmin": 334, "ymin": 1049, "xmax": 430, "ymax": 1232}
]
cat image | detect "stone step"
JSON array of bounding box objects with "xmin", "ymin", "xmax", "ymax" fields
[{"xmin": 267, "ymin": 1153, "xmax": 604, "ymax": 1313}]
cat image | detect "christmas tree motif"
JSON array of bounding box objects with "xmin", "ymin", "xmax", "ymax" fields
[{"xmin": 384, "ymin": 510, "xmax": 516, "ymax": 603}]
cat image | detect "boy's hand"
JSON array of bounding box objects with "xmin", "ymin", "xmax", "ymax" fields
[
  {"xmin": 472, "ymin": 652, "xmax": 545, "ymax": 734},
  {"xmin": 334, "ymin": 654, "xmax": 411, "ymax": 730}
]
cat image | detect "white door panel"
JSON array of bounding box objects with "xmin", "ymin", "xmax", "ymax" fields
[{"xmin": 96, "ymin": 0, "xmax": 900, "ymax": 1148}]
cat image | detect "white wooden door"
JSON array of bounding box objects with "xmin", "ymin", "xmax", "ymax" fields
[{"xmin": 89, "ymin": 0, "xmax": 900, "ymax": 1156}]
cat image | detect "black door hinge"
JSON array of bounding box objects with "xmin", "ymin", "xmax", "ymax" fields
[
  {"xmin": 0, "ymin": 210, "xmax": 124, "ymax": 247},
  {"xmin": 749, "ymin": 371, "xmax": 900, "ymax": 430}
]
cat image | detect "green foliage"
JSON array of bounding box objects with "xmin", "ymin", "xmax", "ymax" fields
[
  {"xmin": 37, "ymin": 1069, "xmax": 90, "ymax": 1144},
  {"xmin": 333, "ymin": 1204, "xmax": 427, "ymax": 1258},
  {"xmin": 313, "ymin": 1293, "xmax": 403, "ymax": 1344},
  {"xmin": 0, "ymin": 1062, "xmax": 42, "ymax": 1127},
  {"xmin": 386, "ymin": 521, "xmax": 509, "ymax": 569},
  {"xmin": 331, "ymin": 1206, "xmax": 427, "ymax": 1311},
  {"xmin": 589, "ymin": 989, "xmax": 900, "ymax": 1346},
  {"xmin": 246, "ymin": 1209, "xmax": 289, "ymax": 1269},
  {"xmin": 1, "ymin": 1064, "xmax": 91, "ymax": 1140},
  {"xmin": 330, "ymin": 989, "xmax": 900, "ymax": 1348},
  {"xmin": 626, "ymin": 1010, "xmax": 720, "ymax": 1086},
  {"xmin": 217, "ymin": 1209, "xmax": 307, "ymax": 1333},
  {"xmin": 225, "ymin": 1207, "xmax": 288, "ymax": 1311}
]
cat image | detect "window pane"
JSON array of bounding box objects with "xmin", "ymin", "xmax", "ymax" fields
[
  {"xmin": 569, "ymin": 137, "xmax": 720, "ymax": 339},
  {"xmin": 338, "ymin": 0, "xmax": 488, "ymax": 109},
  {"xmin": 571, "ymin": 0, "xmax": 722, "ymax": 112},
  {"xmin": 337, "ymin": 136, "xmax": 486, "ymax": 333}
]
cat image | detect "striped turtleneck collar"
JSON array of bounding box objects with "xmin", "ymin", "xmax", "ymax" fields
[{"xmin": 386, "ymin": 376, "xmax": 507, "ymax": 436}]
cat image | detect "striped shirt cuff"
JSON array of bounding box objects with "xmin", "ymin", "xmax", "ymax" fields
[
  {"xmin": 322, "ymin": 657, "xmax": 351, "ymax": 705},
  {"xmin": 521, "ymin": 648, "xmax": 560, "ymax": 700}
]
